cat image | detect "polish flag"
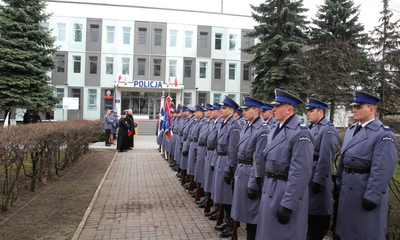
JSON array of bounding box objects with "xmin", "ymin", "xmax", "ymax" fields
[
  {"xmin": 117, "ymin": 74, "xmax": 122, "ymax": 87},
  {"xmin": 124, "ymin": 74, "xmax": 128, "ymax": 85},
  {"xmin": 174, "ymin": 77, "xmax": 178, "ymax": 87}
]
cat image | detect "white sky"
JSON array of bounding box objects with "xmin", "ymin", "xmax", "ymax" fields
[{"xmin": 72, "ymin": 0, "xmax": 399, "ymax": 32}]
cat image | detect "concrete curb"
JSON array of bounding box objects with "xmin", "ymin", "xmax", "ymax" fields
[{"xmin": 71, "ymin": 150, "xmax": 118, "ymax": 240}]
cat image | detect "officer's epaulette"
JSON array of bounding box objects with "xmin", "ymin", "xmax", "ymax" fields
[
  {"xmin": 260, "ymin": 133, "xmax": 268, "ymax": 137},
  {"xmin": 232, "ymin": 128, "xmax": 241, "ymax": 132},
  {"xmin": 349, "ymin": 124, "xmax": 357, "ymax": 129},
  {"xmin": 327, "ymin": 121, "xmax": 334, "ymax": 126},
  {"xmin": 262, "ymin": 123, "xmax": 268, "ymax": 126},
  {"xmin": 299, "ymin": 124, "xmax": 308, "ymax": 129},
  {"xmin": 381, "ymin": 124, "xmax": 392, "ymax": 131}
]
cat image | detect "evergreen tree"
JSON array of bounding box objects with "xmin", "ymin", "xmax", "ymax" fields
[
  {"xmin": 305, "ymin": 0, "xmax": 374, "ymax": 121},
  {"xmin": 369, "ymin": 0, "xmax": 400, "ymax": 119},
  {"xmin": 242, "ymin": 0, "xmax": 309, "ymax": 102},
  {"xmin": 0, "ymin": 0, "xmax": 59, "ymax": 120}
]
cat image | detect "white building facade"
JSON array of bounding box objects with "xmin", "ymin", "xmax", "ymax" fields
[{"xmin": 42, "ymin": 1, "xmax": 256, "ymax": 123}]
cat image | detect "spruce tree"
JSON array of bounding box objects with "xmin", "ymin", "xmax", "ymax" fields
[
  {"xmin": 306, "ymin": 0, "xmax": 374, "ymax": 121},
  {"xmin": 369, "ymin": 0, "xmax": 400, "ymax": 118},
  {"xmin": 0, "ymin": 0, "xmax": 59, "ymax": 120},
  {"xmin": 242, "ymin": 0, "xmax": 309, "ymax": 102}
]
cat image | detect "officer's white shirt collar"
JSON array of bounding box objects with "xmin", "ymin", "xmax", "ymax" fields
[{"xmin": 359, "ymin": 118, "xmax": 375, "ymax": 128}]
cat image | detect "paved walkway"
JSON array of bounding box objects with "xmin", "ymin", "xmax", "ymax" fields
[
  {"xmin": 75, "ymin": 136, "xmax": 246, "ymax": 240},
  {"xmin": 77, "ymin": 136, "xmax": 333, "ymax": 240}
]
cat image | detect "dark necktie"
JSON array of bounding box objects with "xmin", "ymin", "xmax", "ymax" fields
[
  {"xmin": 273, "ymin": 123, "xmax": 281, "ymax": 139},
  {"xmin": 353, "ymin": 124, "xmax": 362, "ymax": 136}
]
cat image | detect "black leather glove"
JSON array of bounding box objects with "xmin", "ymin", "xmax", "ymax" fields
[
  {"xmin": 224, "ymin": 171, "xmax": 233, "ymax": 185},
  {"xmin": 247, "ymin": 188, "xmax": 258, "ymax": 200},
  {"xmin": 194, "ymin": 149, "xmax": 198, "ymax": 155},
  {"xmin": 211, "ymin": 165, "xmax": 215, "ymax": 171},
  {"xmin": 362, "ymin": 198, "xmax": 377, "ymax": 211},
  {"xmin": 312, "ymin": 182, "xmax": 323, "ymax": 193},
  {"xmin": 277, "ymin": 206, "xmax": 292, "ymax": 224},
  {"xmin": 182, "ymin": 151, "xmax": 188, "ymax": 157},
  {"xmin": 256, "ymin": 177, "xmax": 263, "ymax": 186},
  {"xmin": 231, "ymin": 178, "xmax": 235, "ymax": 190}
]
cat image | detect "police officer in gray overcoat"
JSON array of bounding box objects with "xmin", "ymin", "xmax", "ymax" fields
[
  {"xmin": 173, "ymin": 108, "xmax": 185, "ymax": 170},
  {"xmin": 203, "ymin": 103, "xmax": 223, "ymax": 219},
  {"xmin": 181, "ymin": 105, "xmax": 195, "ymax": 184},
  {"xmin": 213, "ymin": 96, "xmax": 242, "ymax": 238},
  {"xmin": 305, "ymin": 98, "xmax": 339, "ymax": 240},
  {"xmin": 231, "ymin": 96, "xmax": 270, "ymax": 240},
  {"xmin": 235, "ymin": 108, "xmax": 247, "ymax": 128},
  {"xmin": 187, "ymin": 105, "xmax": 205, "ymax": 178},
  {"xmin": 194, "ymin": 104, "xmax": 213, "ymax": 200},
  {"xmin": 256, "ymin": 89, "xmax": 314, "ymax": 240},
  {"xmin": 336, "ymin": 91, "xmax": 397, "ymax": 240}
]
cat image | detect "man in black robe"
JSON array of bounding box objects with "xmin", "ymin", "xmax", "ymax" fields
[
  {"xmin": 127, "ymin": 109, "xmax": 135, "ymax": 149},
  {"xmin": 117, "ymin": 112, "xmax": 129, "ymax": 152}
]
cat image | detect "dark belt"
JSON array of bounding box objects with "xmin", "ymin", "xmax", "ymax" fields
[
  {"xmin": 345, "ymin": 165, "xmax": 370, "ymax": 174},
  {"xmin": 199, "ymin": 143, "xmax": 207, "ymax": 146},
  {"xmin": 179, "ymin": 133, "xmax": 183, "ymax": 137},
  {"xmin": 217, "ymin": 151, "xmax": 228, "ymax": 156},
  {"xmin": 237, "ymin": 158, "xmax": 253, "ymax": 165},
  {"xmin": 265, "ymin": 170, "xmax": 288, "ymax": 181},
  {"xmin": 190, "ymin": 138, "xmax": 198, "ymax": 142},
  {"xmin": 207, "ymin": 147, "xmax": 215, "ymax": 150},
  {"xmin": 313, "ymin": 156, "xmax": 319, "ymax": 161}
]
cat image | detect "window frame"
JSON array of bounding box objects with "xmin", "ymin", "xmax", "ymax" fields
[
  {"xmin": 89, "ymin": 56, "xmax": 98, "ymax": 74},
  {"xmin": 154, "ymin": 29, "xmax": 162, "ymax": 47},
  {"xmin": 106, "ymin": 57, "xmax": 114, "ymax": 75},
  {"xmin": 106, "ymin": 26, "xmax": 115, "ymax": 44},
  {"xmin": 74, "ymin": 23, "xmax": 82, "ymax": 42},
  {"xmin": 214, "ymin": 62, "xmax": 222, "ymax": 79},
  {"xmin": 199, "ymin": 62, "xmax": 207, "ymax": 79},
  {"xmin": 57, "ymin": 23, "xmax": 66, "ymax": 41},
  {"xmin": 73, "ymin": 56, "xmax": 81, "ymax": 73},
  {"xmin": 215, "ymin": 33, "xmax": 222, "ymax": 50},
  {"xmin": 139, "ymin": 28, "xmax": 147, "ymax": 45},
  {"xmin": 170, "ymin": 30, "xmax": 178, "ymax": 47},
  {"xmin": 122, "ymin": 57, "xmax": 130, "ymax": 75},
  {"xmin": 229, "ymin": 34, "xmax": 237, "ymax": 51},
  {"xmin": 138, "ymin": 59, "xmax": 146, "ymax": 76},
  {"xmin": 169, "ymin": 60, "xmax": 177, "ymax": 77},
  {"xmin": 153, "ymin": 59, "xmax": 161, "ymax": 77},
  {"xmin": 229, "ymin": 63, "xmax": 236, "ymax": 80},
  {"xmin": 123, "ymin": 27, "xmax": 131, "ymax": 44}
]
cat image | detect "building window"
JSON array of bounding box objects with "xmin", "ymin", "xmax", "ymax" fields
[
  {"xmin": 213, "ymin": 93, "xmax": 222, "ymax": 103},
  {"xmin": 56, "ymin": 55, "xmax": 65, "ymax": 72},
  {"xmin": 215, "ymin": 33, "xmax": 222, "ymax": 50},
  {"xmin": 200, "ymin": 32, "xmax": 208, "ymax": 49},
  {"xmin": 106, "ymin": 57, "xmax": 114, "ymax": 75},
  {"xmin": 214, "ymin": 63, "xmax": 222, "ymax": 79},
  {"xmin": 138, "ymin": 59, "xmax": 146, "ymax": 75},
  {"xmin": 229, "ymin": 34, "xmax": 237, "ymax": 51},
  {"xmin": 169, "ymin": 60, "xmax": 177, "ymax": 77},
  {"xmin": 74, "ymin": 24, "xmax": 82, "ymax": 42},
  {"xmin": 170, "ymin": 30, "xmax": 177, "ymax": 47},
  {"xmin": 199, "ymin": 62, "xmax": 207, "ymax": 78},
  {"xmin": 185, "ymin": 31, "xmax": 192, "ymax": 48},
  {"xmin": 184, "ymin": 92, "xmax": 192, "ymax": 105},
  {"xmin": 89, "ymin": 56, "xmax": 97, "ymax": 74},
  {"xmin": 42, "ymin": 22, "xmax": 49, "ymax": 33},
  {"xmin": 56, "ymin": 88, "xmax": 64, "ymax": 108},
  {"xmin": 154, "ymin": 59, "xmax": 161, "ymax": 76},
  {"xmin": 229, "ymin": 63, "xmax": 236, "ymax": 80},
  {"xmin": 154, "ymin": 29, "xmax": 162, "ymax": 46},
  {"xmin": 90, "ymin": 25, "xmax": 99, "ymax": 43},
  {"xmin": 243, "ymin": 36, "xmax": 251, "ymax": 48},
  {"xmin": 122, "ymin": 58, "xmax": 130, "ymax": 75},
  {"xmin": 184, "ymin": 61, "xmax": 192, "ymax": 78},
  {"xmin": 243, "ymin": 63, "xmax": 250, "ymax": 81},
  {"xmin": 228, "ymin": 94, "xmax": 236, "ymax": 102},
  {"xmin": 73, "ymin": 56, "xmax": 81, "ymax": 73},
  {"xmin": 57, "ymin": 23, "xmax": 66, "ymax": 41},
  {"xmin": 199, "ymin": 93, "xmax": 206, "ymax": 106},
  {"xmin": 88, "ymin": 89, "xmax": 97, "ymax": 111},
  {"xmin": 139, "ymin": 28, "xmax": 147, "ymax": 45},
  {"xmin": 107, "ymin": 26, "xmax": 114, "ymax": 44},
  {"xmin": 123, "ymin": 27, "xmax": 131, "ymax": 44},
  {"xmin": 72, "ymin": 89, "xmax": 81, "ymax": 109}
]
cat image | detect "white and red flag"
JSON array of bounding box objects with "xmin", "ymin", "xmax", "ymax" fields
[
  {"xmin": 3, "ymin": 112, "xmax": 10, "ymax": 129},
  {"xmin": 124, "ymin": 74, "xmax": 128, "ymax": 85},
  {"xmin": 117, "ymin": 74, "xmax": 122, "ymax": 87},
  {"xmin": 174, "ymin": 77, "xmax": 178, "ymax": 87}
]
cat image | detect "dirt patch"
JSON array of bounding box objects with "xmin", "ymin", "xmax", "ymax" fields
[{"xmin": 0, "ymin": 149, "xmax": 115, "ymax": 240}]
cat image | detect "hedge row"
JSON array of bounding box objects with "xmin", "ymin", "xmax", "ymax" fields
[{"xmin": 0, "ymin": 119, "xmax": 103, "ymax": 212}]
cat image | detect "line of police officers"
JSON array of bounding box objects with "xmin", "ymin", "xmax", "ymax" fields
[{"xmin": 159, "ymin": 89, "xmax": 397, "ymax": 240}]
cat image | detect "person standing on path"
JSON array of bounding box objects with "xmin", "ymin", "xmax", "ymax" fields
[
  {"xmin": 335, "ymin": 91, "xmax": 397, "ymax": 240},
  {"xmin": 104, "ymin": 109, "xmax": 114, "ymax": 147}
]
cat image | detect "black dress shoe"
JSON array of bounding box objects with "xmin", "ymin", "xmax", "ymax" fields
[
  {"xmin": 198, "ymin": 202, "xmax": 206, "ymax": 208},
  {"xmin": 208, "ymin": 213, "xmax": 218, "ymax": 221},
  {"xmin": 190, "ymin": 192, "xmax": 195, "ymax": 198},
  {"xmin": 205, "ymin": 205, "xmax": 219, "ymax": 217},
  {"xmin": 220, "ymin": 224, "xmax": 234, "ymax": 238},
  {"xmin": 190, "ymin": 190, "xmax": 196, "ymax": 195},
  {"xmin": 214, "ymin": 222, "xmax": 228, "ymax": 231},
  {"xmin": 196, "ymin": 198, "xmax": 206, "ymax": 205}
]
